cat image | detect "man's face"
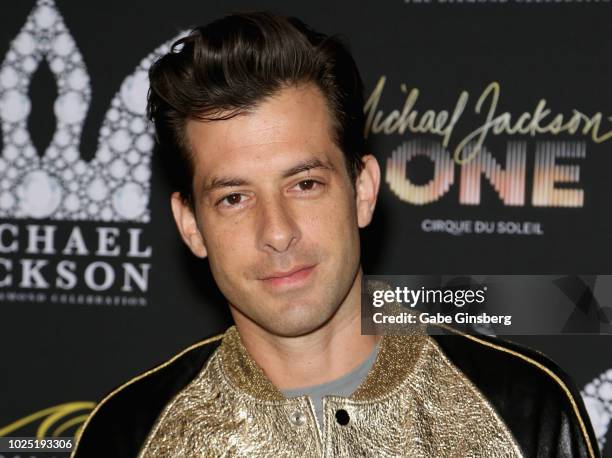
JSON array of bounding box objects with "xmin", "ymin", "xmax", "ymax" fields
[{"xmin": 173, "ymin": 83, "xmax": 378, "ymax": 338}]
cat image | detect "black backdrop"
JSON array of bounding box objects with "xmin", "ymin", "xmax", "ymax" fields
[{"xmin": 0, "ymin": 0, "xmax": 611, "ymax": 456}]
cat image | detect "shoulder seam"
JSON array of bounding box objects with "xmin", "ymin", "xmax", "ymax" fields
[
  {"xmin": 69, "ymin": 331, "xmax": 225, "ymax": 458},
  {"xmin": 438, "ymin": 326, "xmax": 596, "ymax": 458}
]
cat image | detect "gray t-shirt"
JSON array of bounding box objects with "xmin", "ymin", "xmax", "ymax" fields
[{"xmin": 281, "ymin": 341, "xmax": 380, "ymax": 429}]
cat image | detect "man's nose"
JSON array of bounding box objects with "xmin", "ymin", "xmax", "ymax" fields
[{"xmin": 257, "ymin": 195, "xmax": 300, "ymax": 253}]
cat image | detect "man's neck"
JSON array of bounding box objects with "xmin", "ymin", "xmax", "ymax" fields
[{"xmin": 231, "ymin": 270, "xmax": 380, "ymax": 390}]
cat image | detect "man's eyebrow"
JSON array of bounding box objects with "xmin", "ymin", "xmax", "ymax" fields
[
  {"xmin": 201, "ymin": 177, "xmax": 250, "ymax": 194},
  {"xmin": 281, "ymin": 158, "xmax": 335, "ymax": 178},
  {"xmin": 201, "ymin": 157, "xmax": 335, "ymax": 195}
]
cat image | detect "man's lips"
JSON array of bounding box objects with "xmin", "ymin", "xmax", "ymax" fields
[{"xmin": 260, "ymin": 264, "xmax": 317, "ymax": 287}]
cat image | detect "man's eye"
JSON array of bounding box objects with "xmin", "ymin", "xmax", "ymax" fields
[
  {"xmin": 294, "ymin": 179, "xmax": 321, "ymax": 191},
  {"xmin": 218, "ymin": 193, "xmax": 245, "ymax": 207}
]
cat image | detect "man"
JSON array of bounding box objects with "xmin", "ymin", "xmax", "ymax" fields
[{"xmin": 71, "ymin": 12, "xmax": 599, "ymax": 457}]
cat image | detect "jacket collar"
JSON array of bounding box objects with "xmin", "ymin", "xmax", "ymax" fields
[{"xmin": 218, "ymin": 323, "xmax": 428, "ymax": 402}]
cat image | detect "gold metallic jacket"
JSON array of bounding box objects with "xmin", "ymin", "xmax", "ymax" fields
[
  {"xmin": 72, "ymin": 324, "xmax": 599, "ymax": 457},
  {"xmin": 138, "ymin": 325, "xmax": 521, "ymax": 457}
]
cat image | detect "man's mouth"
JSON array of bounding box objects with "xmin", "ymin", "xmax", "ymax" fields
[{"xmin": 260, "ymin": 264, "xmax": 317, "ymax": 288}]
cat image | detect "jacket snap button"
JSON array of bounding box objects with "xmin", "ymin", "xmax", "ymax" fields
[
  {"xmin": 290, "ymin": 410, "xmax": 306, "ymax": 426},
  {"xmin": 335, "ymin": 409, "xmax": 350, "ymax": 425}
]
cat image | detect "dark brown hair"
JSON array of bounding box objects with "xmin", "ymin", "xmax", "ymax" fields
[{"xmin": 147, "ymin": 11, "xmax": 366, "ymax": 207}]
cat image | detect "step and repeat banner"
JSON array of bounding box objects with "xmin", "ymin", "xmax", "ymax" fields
[{"xmin": 1, "ymin": 0, "xmax": 611, "ymax": 455}]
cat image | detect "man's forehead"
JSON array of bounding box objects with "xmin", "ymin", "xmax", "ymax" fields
[
  {"xmin": 185, "ymin": 84, "xmax": 334, "ymax": 157},
  {"xmin": 192, "ymin": 123, "xmax": 340, "ymax": 174},
  {"xmin": 185, "ymin": 84, "xmax": 343, "ymax": 185}
]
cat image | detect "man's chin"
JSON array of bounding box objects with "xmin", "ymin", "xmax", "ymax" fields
[
  {"xmin": 258, "ymin": 305, "xmax": 338, "ymax": 338},
  {"xmin": 264, "ymin": 322, "xmax": 328, "ymax": 338}
]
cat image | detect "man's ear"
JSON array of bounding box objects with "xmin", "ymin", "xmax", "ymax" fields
[
  {"xmin": 170, "ymin": 192, "xmax": 208, "ymax": 258},
  {"xmin": 355, "ymin": 154, "xmax": 381, "ymax": 228}
]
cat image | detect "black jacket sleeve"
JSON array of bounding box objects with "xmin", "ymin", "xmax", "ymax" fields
[{"xmin": 432, "ymin": 329, "xmax": 600, "ymax": 458}]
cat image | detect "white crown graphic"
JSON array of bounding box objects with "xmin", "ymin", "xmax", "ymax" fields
[{"xmin": 0, "ymin": 0, "xmax": 183, "ymax": 222}]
